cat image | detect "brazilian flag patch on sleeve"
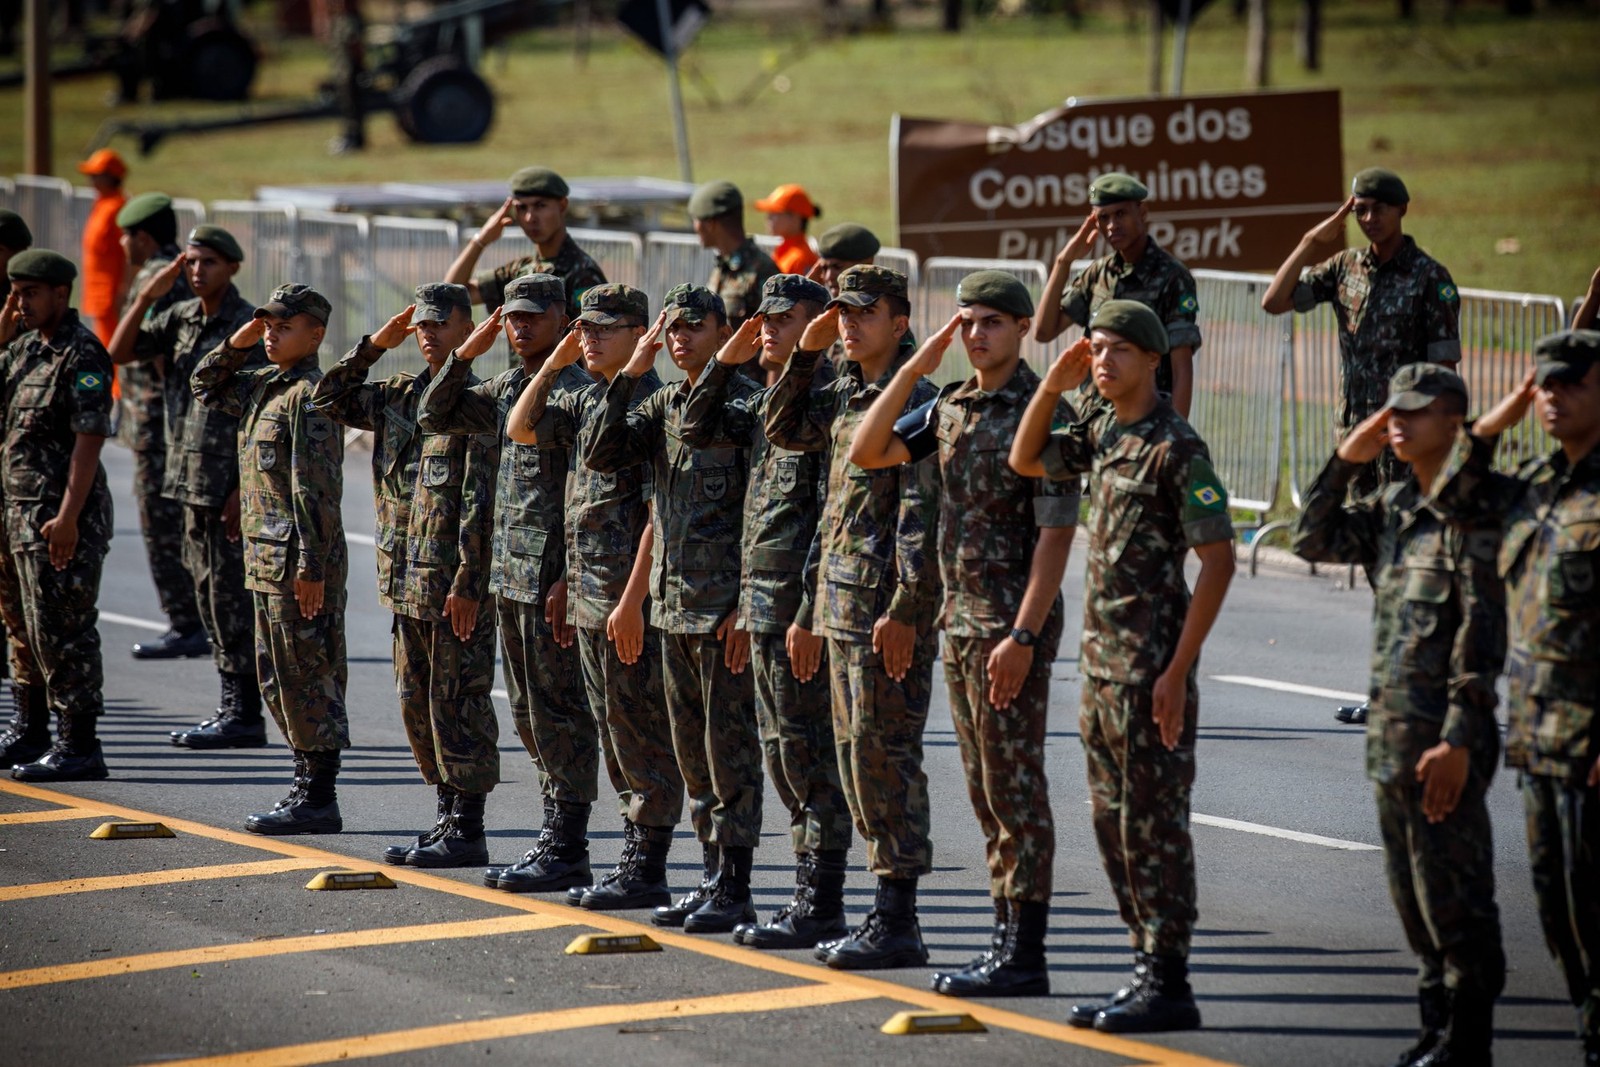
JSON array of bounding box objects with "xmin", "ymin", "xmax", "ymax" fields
[
  {"xmin": 1185, "ymin": 457, "xmax": 1228, "ymax": 512},
  {"xmin": 1178, "ymin": 292, "xmax": 1198, "ymax": 314},
  {"xmin": 1438, "ymin": 282, "xmax": 1458, "ymax": 304},
  {"xmin": 75, "ymin": 371, "xmax": 107, "ymax": 392}
]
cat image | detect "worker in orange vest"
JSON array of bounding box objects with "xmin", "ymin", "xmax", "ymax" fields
[
  {"xmin": 754, "ymin": 184, "xmax": 820, "ymax": 276},
  {"xmin": 78, "ymin": 149, "xmax": 130, "ymax": 347}
]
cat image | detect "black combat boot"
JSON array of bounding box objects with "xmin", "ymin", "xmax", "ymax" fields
[
  {"xmin": 1413, "ymin": 988, "xmax": 1493, "ymax": 1067},
  {"xmin": 408, "ymin": 791, "xmax": 489, "ymax": 868},
  {"xmin": 1093, "ymin": 953, "xmax": 1202, "ymax": 1033},
  {"xmin": 495, "ymin": 800, "xmax": 592, "ymax": 892},
  {"xmin": 823, "ymin": 876, "xmax": 928, "ymax": 970},
  {"xmin": 736, "ymin": 853, "xmax": 809, "ymax": 944},
  {"xmin": 652, "ymin": 842, "xmax": 721, "ymax": 927},
  {"xmin": 11, "ymin": 711, "xmax": 109, "ymax": 782},
  {"xmin": 177, "ymin": 671, "xmax": 267, "ymax": 749},
  {"xmin": 739, "ymin": 850, "xmax": 847, "ymax": 949},
  {"xmin": 0, "ymin": 683, "xmax": 51, "ymax": 769},
  {"xmin": 132, "ymin": 625, "xmax": 210, "ymax": 660},
  {"xmin": 684, "ymin": 845, "xmax": 757, "ymax": 933},
  {"xmin": 580, "ymin": 822, "xmax": 673, "ymax": 911},
  {"xmin": 935, "ymin": 899, "xmax": 1050, "ymax": 997},
  {"xmin": 386, "ymin": 784, "xmax": 455, "ymax": 865},
  {"xmin": 1391, "ymin": 985, "xmax": 1451, "ymax": 1067},
  {"xmin": 1070, "ymin": 951, "xmax": 1151, "ymax": 1027},
  {"xmin": 495, "ymin": 797, "xmax": 555, "ymax": 888},
  {"xmin": 245, "ymin": 750, "xmax": 342, "ymax": 835}
]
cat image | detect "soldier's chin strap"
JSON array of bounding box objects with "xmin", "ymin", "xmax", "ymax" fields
[{"xmin": 894, "ymin": 397, "xmax": 939, "ymax": 464}]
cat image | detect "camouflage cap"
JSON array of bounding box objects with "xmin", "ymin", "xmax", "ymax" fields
[
  {"xmin": 115, "ymin": 192, "xmax": 173, "ymax": 231},
  {"xmin": 1088, "ymin": 172, "xmax": 1149, "ymax": 206},
  {"xmin": 1351, "ymin": 167, "xmax": 1409, "ymax": 206},
  {"xmin": 828, "ymin": 265, "xmax": 908, "ymax": 309},
  {"xmin": 187, "ymin": 225, "xmax": 244, "ymax": 264},
  {"xmin": 502, "ymin": 273, "xmax": 564, "ymax": 315},
  {"xmin": 757, "ymin": 273, "xmax": 830, "ymax": 316},
  {"xmin": 0, "ymin": 209, "xmax": 33, "ymax": 252},
  {"xmin": 815, "ymin": 222, "xmax": 880, "ymax": 262},
  {"xmin": 687, "ymin": 180, "xmax": 742, "ymax": 220},
  {"xmin": 254, "ymin": 283, "xmax": 331, "ymax": 325},
  {"xmin": 662, "ymin": 283, "xmax": 726, "ymax": 326},
  {"xmin": 576, "ymin": 283, "xmax": 649, "ymax": 327},
  {"xmin": 6, "ymin": 249, "xmax": 76, "ymax": 286},
  {"xmin": 509, "ymin": 166, "xmax": 569, "ymax": 199},
  {"xmin": 956, "ymin": 269, "xmax": 1034, "ymax": 318},
  {"xmin": 1533, "ymin": 329, "xmax": 1600, "ymax": 387},
  {"xmin": 413, "ymin": 282, "xmax": 471, "ymax": 324},
  {"xmin": 1089, "ymin": 298, "xmax": 1169, "ymax": 355},
  {"xmin": 1387, "ymin": 362, "xmax": 1467, "ymax": 411}
]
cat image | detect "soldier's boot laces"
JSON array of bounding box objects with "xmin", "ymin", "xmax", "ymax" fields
[
  {"xmin": 935, "ymin": 899, "xmax": 1051, "ymax": 998},
  {"xmin": 652, "ymin": 842, "xmax": 721, "ymax": 927},
  {"xmin": 11, "ymin": 711, "xmax": 108, "ymax": 782},
  {"xmin": 823, "ymin": 876, "xmax": 928, "ymax": 971},
  {"xmin": 487, "ymin": 796, "xmax": 554, "ymax": 887},
  {"xmin": 245, "ymin": 750, "xmax": 342, "ymax": 835},
  {"xmin": 0, "ymin": 683, "xmax": 52, "ymax": 769},
  {"xmin": 1070, "ymin": 951, "xmax": 1153, "ymax": 1027},
  {"xmin": 684, "ymin": 845, "xmax": 757, "ymax": 933},
  {"xmin": 1391, "ymin": 985, "xmax": 1452, "ymax": 1067},
  {"xmin": 177, "ymin": 671, "xmax": 267, "ymax": 749},
  {"xmin": 387, "ymin": 784, "xmax": 456, "ymax": 865},
  {"xmin": 580, "ymin": 822, "xmax": 673, "ymax": 911},
  {"xmin": 1092, "ymin": 953, "xmax": 1202, "ymax": 1033},
  {"xmin": 494, "ymin": 800, "xmax": 592, "ymax": 891},
  {"xmin": 741, "ymin": 849, "xmax": 851, "ymax": 949},
  {"xmin": 408, "ymin": 791, "xmax": 489, "ymax": 868},
  {"xmin": 1412, "ymin": 988, "xmax": 1494, "ymax": 1067},
  {"xmin": 171, "ymin": 672, "xmax": 231, "ymax": 744}
]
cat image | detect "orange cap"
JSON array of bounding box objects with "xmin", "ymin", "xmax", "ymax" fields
[
  {"xmin": 753, "ymin": 183, "xmax": 820, "ymax": 219},
  {"xmin": 77, "ymin": 149, "xmax": 128, "ymax": 179}
]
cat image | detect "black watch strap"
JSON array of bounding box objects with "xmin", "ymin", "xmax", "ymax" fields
[{"xmin": 1010, "ymin": 627, "xmax": 1036, "ymax": 647}]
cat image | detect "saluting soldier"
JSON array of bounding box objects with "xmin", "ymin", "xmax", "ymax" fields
[
  {"xmin": 191, "ymin": 284, "xmax": 349, "ymax": 835},
  {"xmin": 850, "ymin": 271, "xmax": 1077, "ymax": 997},
  {"xmin": 312, "ymin": 283, "xmax": 501, "ymax": 868},
  {"xmin": 2, "ymin": 251, "xmax": 116, "ymax": 782},
  {"xmin": 811, "ymin": 222, "xmax": 880, "ymax": 299},
  {"xmin": 1011, "ymin": 300, "xmax": 1235, "ymax": 1033},
  {"xmin": 689, "ymin": 181, "xmax": 780, "ymax": 329},
  {"xmin": 445, "ymin": 168, "xmax": 606, "ymax": 312},
  {"xmin": 1294, "ymin": 364, "xmax": 1506, "ymax": 1067}
]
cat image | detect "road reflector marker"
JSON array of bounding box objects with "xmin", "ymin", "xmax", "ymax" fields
[
  {"xmin": 89, "ymin": 822, "xmax": 175, "ymax": 840},
  {"xmin": 305, "ymin": 870, "xmax": 396, "ymax": 891},
  {"xmin": 880, "ymin": 1011, "xmax": 987, "ymax": 1035},
  {"xmin": 564, "ymin": 933, "xmax": 662, "ymax": 955}
]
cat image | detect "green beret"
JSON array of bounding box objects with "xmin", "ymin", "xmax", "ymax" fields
[
  {"xmin": 0, "ymin": 209, "xmax": 34, "ymax": 252},
  {"xmin": 413, "ymin": 282, "xmax": 471, "ymax": 323},
  {"xmin": 828, "ymin": 265, "xmax": 907, "ymax": 308},
  {"xmin": 576, "ymin": 283, "xmax": 649, "ymax": 327},
  {"xmin": 6, "ymin": 249, "xmax": 76, "ymax": 286},
  {"xmin": 254, "ymin": 283, "xmax": 331, "ymax": 325},
  {"xmin": 502, "ymin": 273, "xmax": 565, "ymax": 315},
  {"xmin": 1089, "ymin": 299, "xmax": 1168, "ymax": 355},
  {"xmin": 687, "ymin": 180, "xmax": 742, "ymax": 221},
  {"xmin": 956, "ymin": 269, "xmax": 1034, "ymax": 319},
  {"xmin": 1351, "ymin": 167, "xmax": 1409, "ymax": 206},
  {"xmin": 509, "ymin": 166, "xmax": 569, "ymax": 199},
  {"xmin": 1088, "ymin": 173, "xmax": 1149, "ymax": 207},
  {"xmin": 116, "ymin": 192, "xmax": 174, "ymax": 231},
  {"xmin": 815, "ymin": 222, "xmax": 880, "ymax": 262},
  {"xmin": 757, "ymin": 273, "xmax": 830, "ymax": 316},
  {"xmin": 187, "ymin": 225, "xmax": 244, "ymax": 264},
  {"xmin": 1387, "ymin": 362, "xmax": 1467, "ymax": 411},
  {"xmin": 1534, "ymin": 329, "xmax": 1600, "ymax": 387},
  {"xmin": 662, "ymin": 283, "xmax": 726, "ymax": 326}
]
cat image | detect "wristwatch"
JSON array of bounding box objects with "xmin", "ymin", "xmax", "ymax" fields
[{"xmin": 1009, "ymin": 627, "xmax": 1036, "ymax": 647}]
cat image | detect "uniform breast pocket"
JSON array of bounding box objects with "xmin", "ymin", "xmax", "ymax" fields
[
  {"xmin": 513, "ymin": 446, "xmax": 546, "ymax": 484},
  {"xmin": 11, "ymin": 382, "xmax": 52, "ymax": 431},
  {"xmin": 1399, "ymin": 559, "xmax": 1453, "ymax": 641},
  {"xmin": 506, "ymin": 524, "xmax": 549, "ymax": 561},
  {"xmin": 771, "ymin": 455, "xmax": 808, "ymax": 498},
  {"xmin": 1548, "ymin": 520, "xmax": 1600, "ymax": 605},
  {"xmin": 1099, "ymin": 473, "xmax": 1156, "ymax": 567},
  {"xmin": 421, "ymin": 445, "xmax": 457, "ymax": 489},
  {"xmin": 694, "ymin": 465, "xmax": 736, "ymax": 503},
  {"xmin": 254, "ymin": 418, "xmax": 289, "ymax": 471},
  {"xmin": 245, "ymin": 515, "xmax": 294, "ymax": 582}
]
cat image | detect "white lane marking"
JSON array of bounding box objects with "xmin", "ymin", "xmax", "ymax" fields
[
  {"xmin": 1192, "ymin": 813, "xmax": 1380, "ymax": 852},
  {"xmin": 1210, "ymin": 674, "xmax": 1366, "ymax": 703},
  {"xmin": 98, "ymin": 611, "xmax": 170, "ymax": 634},
  {"xmin": 347, "ymin": 532, "xmax": 377, "ymax": 546},
  {"xmin": 492, "ymin": 689, "xmax": 509, "ymax": 701}
]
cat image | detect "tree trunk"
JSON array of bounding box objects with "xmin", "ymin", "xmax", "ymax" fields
[
  {"xmin": 1247, "ymin": 0, "xmax": 1269, "ymax": 88},
  {"xmin": 942, "ymin": 0, "xmax": 962, "ymax": 32},
  {"xmin": 1297, "ymin": 0, "xmax": 1320, "ymax": 72},
  {"xmin": 1147, "ymin": 0, "xmax": 1164, "ymax": 94}
]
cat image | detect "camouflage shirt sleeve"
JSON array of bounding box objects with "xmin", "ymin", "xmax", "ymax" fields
[
  {"xmin": 68, "ymin": 345, "xmax": 115, "ymax": 437},
  {"xmin": 453, "ymin": 430, "xmax": 498, "ymax": 602},
  {"xmin": 1421, "ymin": 261, "xmax": 1463, "ymax": 365},
  {"xmin": 308, "ymin": 337, "xmax": 388, "ymax": 431},
  {"xmin": 473, "ymin": 255, "xmax": 535, "ymax": 313},
  {"xmin": 1058, "ymin": 262, "xmax": 1094, "ymax": 328},
  {"xmin": 1445, "ymin": 519, "xmax": 1506, "ymax": 751},
  {"xmin": 1039, "ymin": 418, "xmax": 1098, "ymax": 482},
  {"xmin": 886, "ymin": 384, "xmax": 944, "ymax": 626},
  {"xmin": 680, "ymin": 360, "xmax": 759, "ymax": 449},
  {"xmin": 418, "ymin": 355, "xmax": 498, "ymax": 435},
  {"xmin": 584, "ymin": 372, "xmax": 665, "ymax": 474},
  {"xmin": 130, "ymin": 303, "xmax": 176, "ymax": 367},
  {"xmin": 1033, "ymin": 396, "xmax": 1082, "ymax": 525},
  {"xmin": 1177, "ymin": 450, "xmax": 1233, "ymax": 548},
  {"xmin": 190, "ymin": 341, "xmax": 262, "ymax": 419},
  {"xmin": 1291, "ymin": 253, "xmax": 1343, "ymax": 314},
  {"xmin": 290, "ymin": 385, "xmax": 344, "ymax": 583},
  {"xmin": 525, "ymin": 373, "xmax": 579, "ymax": 450},
  {"xmin": 1291, "ymin": 453, "xmax": 1383, "ymax": 569},
  {"xmin": 1163, "ymin": 264, "xmax": 1203, "ymax": 353},
  {"xmin": 763, "ymin": 349, "xmax": 835, "ymax": 453}
]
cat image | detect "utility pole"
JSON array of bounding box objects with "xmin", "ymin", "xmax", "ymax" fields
[{"xmin": 24, "ymin": 0, "xmax": 51, "ymax": 175}]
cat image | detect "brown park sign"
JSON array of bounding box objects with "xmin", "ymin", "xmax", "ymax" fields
[{"xmin": 893, "ymin": 89, "xmax": 1343, "ymax": 270}]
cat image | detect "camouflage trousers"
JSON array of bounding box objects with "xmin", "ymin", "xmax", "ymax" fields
[
  {"xmin": 943, "ymin": 609, "xmax": 1063, "ymax": 902},
  {"xmin": 751, "ymin": 630, "xmax": 850, "ymax": 855},
  {"xmin": 182, "ymin": 503, "xmax": 255, "ymax": 675},
  {"xmin": 827, "ymin": 635, "xmax": 936, "ymax": 879},
  {"xmin": 577, "ymin": 623, "xmax": 683, "ymax": 828},
  {"xmin": 0, "ymin": 539, "xmax": 40, "ymax": 688},
  {"xmin": 661, "ymin": 630, "xmax": 763, "ymax": 847},
  {"xmin": 252, "ymin": 593, "xmax": 349, "ymax": 752},
  {"xmin": 134, "ymin": 447, "xmax": 198, "ymax": 633},
  {"xmin": 12, "ymin": 541, "xmax": 105, "ymax": 721},
  {"xmin": 1081, "ymin": 675, "xmax": 1198, "ymax": 957},
  {"xmin": 1523, "ymin": 771, "xmax": 1600, "ymax": 1039},
  {"xmin": 496, "ymin": 596, "xmax": 596, "ymax": 804},
  {"xmin": 393, "ymin": 610, "xmax": 500, "ymax": 795},
  {"xmin": 1375, "ymin": 739, "xmax": 1505, "ymax": 1000}
]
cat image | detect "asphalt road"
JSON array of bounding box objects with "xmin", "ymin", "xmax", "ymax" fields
[{"xmin": 0, "ymin": 441, "xmax": 1581, "ymax": 1067}]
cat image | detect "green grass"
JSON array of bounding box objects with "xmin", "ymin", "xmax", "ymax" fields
[{"xmin": 2, "ymin": 0, "xmax": 1597, "ymax": 295}]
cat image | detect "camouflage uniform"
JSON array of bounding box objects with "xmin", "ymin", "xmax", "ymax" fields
[
  {"xmin": 418, "ymin": 351, "xmax": 596, "ymax": 805},
  {"xmin": 473, "ymin": 233, "xmax": 606, "ymax": 314},
  {"xmin": 710, "ymin": 236, "xmax": 780, "ymax": 328},
  {"xmin": 131, "ymin": 284, "xmax": 261, "ymax": 676},
  {"xmin": 902, "ymin": 361, "xmax": 1078, "ymax": 902},
  {"xmin": 585, "ymin": 363, "xmax": 764, "ymax": 849},
  {"xmin": 0, "ymin": 344, "xmax": 39, "ymax": 691},
  {"xmin": 1294, "ymin": 441, "xmax": 1507, "ymax": 1011},
  {"xmin": 191, "ymin": 338, "xmax": 348, "ymax": 752},
  {"xmin": 764, "ymin": 342, "xmax": 943, "ymax": 879},
  {"xmin": 681, "ymin": 358, "xmax": 850, "ymax": 855},
  {"xmin": 1039, "ymin": 400, "xmax": 1232, "ymax": 957},
  {"xmin": 311, "ymin": 338, "xmax": 500, "ymax": 794},
  {"xmin": 118, "ymin": 243, "xmax": 199, "ymax": 635}
]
